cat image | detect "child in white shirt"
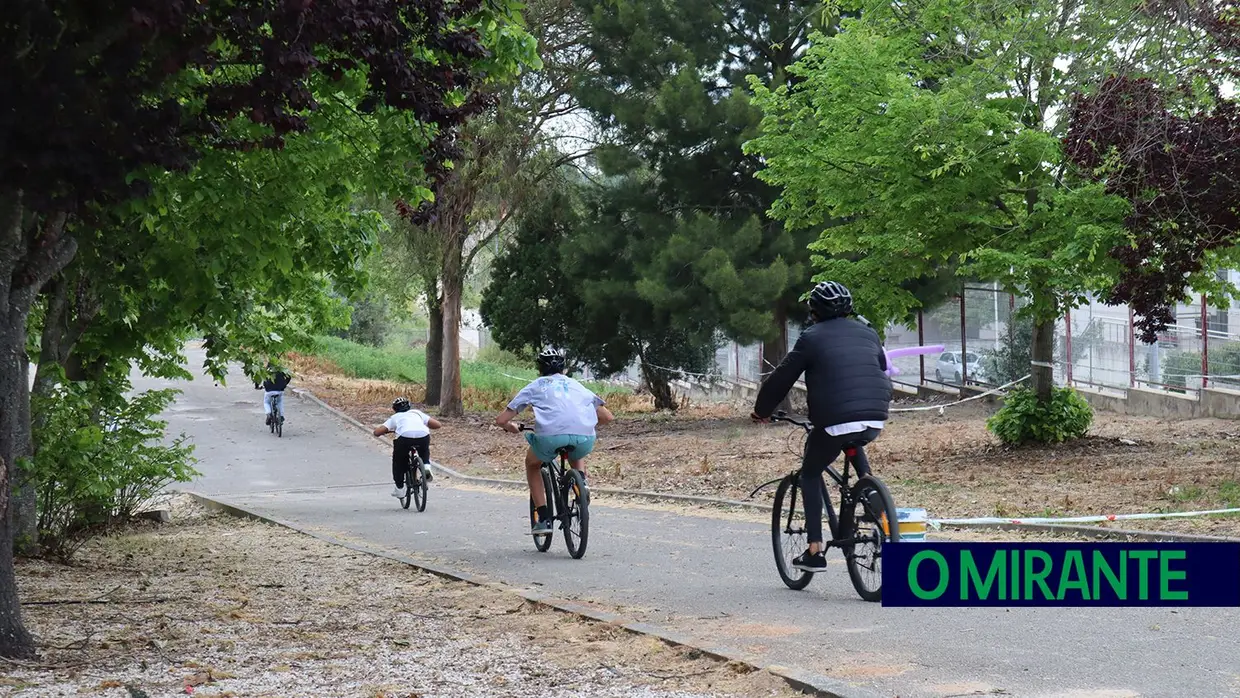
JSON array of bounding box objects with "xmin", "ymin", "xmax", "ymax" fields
[{"xmin": 373, "ymin": 396, "xmax": 442, "ymax": 497}]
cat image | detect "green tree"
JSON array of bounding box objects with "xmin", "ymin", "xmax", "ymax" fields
[
  {"xmin": 481, "ymin": 173, "xmax": 718, "ymax": 408},
  {"xmin": 572, "ymin": 0, "xmax": 826, "ymax": 403},
  {"xmin": 744, "ymin": 0, "xmax": 1163, "ymax": 414},
  {"xmin": 398, "ymin": 0, "xmax": 598, "ymax": 415},
  {"xmin": 0, "ymin": 0, "xmax": 534, "ymax": 658}
]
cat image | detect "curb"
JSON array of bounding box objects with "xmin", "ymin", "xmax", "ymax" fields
[
  {"xmin": 185, "ymin": 490, "xmax": 878, "ymax": 698},
  {"xmin": 290, "ymin": 388, "xmax": 1240, "ymax": 543}
]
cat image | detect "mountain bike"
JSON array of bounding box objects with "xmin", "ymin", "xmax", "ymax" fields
[
  {"xmin": 266, "ymin": 394, "xmax": 284, "ymax": 438},
  {"xmin": 749, "ymin": 411, "xmax": 899, "ymax": 602},
  {"xmin": 518, "ymin": 425, "xmax": 589, "ymax": 559},
  {"xmin": 398, "ymin": 447, "xmax": 429, "ymax": 512}
]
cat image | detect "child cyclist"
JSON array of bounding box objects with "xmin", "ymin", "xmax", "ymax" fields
[
  {"xmin": 373, "ymin": 397, "xmax": 441, "ymax": 498},
  {"xmin": 495, "ymin": 349, "xmax": 614, "ymax": 535},
  {"xmin": 254, "ymin": 360, "xmax": 293, "ymax": 427}
]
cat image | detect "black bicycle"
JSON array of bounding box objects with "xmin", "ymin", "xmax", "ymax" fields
[
  {"xmin": 518, "ymin": 425, "xmax": 589, "ymax": 559},
  {"xmin": 398, "ymin": 448, "xmax": 428, "ymax": 512},
  {"xmin": 749, "ymin": 411, "xmax": 899, "ymax": 602},
  {"xmin": 266, "ymin": 394, "xmax": 284, "ymax": 438}
]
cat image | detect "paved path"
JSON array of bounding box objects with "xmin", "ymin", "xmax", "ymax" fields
[{"xmin": 139, "ymin": 352, "xmax": 1239, "ymax": 698}]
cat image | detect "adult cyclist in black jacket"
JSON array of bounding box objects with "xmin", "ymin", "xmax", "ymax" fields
[{"xmin": 751, "ymin": 281, "xmax": 892, "ymax": 572}]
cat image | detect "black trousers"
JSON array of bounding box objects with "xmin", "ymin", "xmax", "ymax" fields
[
  {"xmin": 392, "ymin": 436, "xmax": 431, "ymax": 486},
  {"xmin": 801, "ymin": 427, "xmax": 881, "ymax": 544}
]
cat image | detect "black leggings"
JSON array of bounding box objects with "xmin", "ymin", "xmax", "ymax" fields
[
  {"xmin": 801, "ymin": 427, "xmax": 880, "ymax": 544},
  {"xmin": 392, "ymin": 436, "xmax": 431, "ymax": 486}
]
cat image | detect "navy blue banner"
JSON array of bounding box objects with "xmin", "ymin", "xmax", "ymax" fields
[{"xmin": 882, "ymin": 542, "xmax": 1240, "ymax": 606}]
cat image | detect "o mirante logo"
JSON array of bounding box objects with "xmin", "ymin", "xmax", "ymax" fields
[{"xmin": 882, "ymin": 542, "xmax": 1240, "ymax": 607}]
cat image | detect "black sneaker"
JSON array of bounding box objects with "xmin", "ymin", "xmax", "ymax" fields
[{"xmin": 793, "ymin": 550, "xmax": 828, "ymax": 572}]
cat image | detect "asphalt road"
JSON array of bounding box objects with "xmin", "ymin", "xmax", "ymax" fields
[{"xmin": 138, "ymin": 351, "xmax": 1240, "ymax": 698}]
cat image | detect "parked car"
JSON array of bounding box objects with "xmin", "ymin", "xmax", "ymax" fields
[{"xmin": 934, "ymin": 351, "xmax": 985, "ymax": 385}]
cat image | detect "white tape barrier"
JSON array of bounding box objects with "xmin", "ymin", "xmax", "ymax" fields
[
  {"xmin": 889, "ymin": 374, "xmax": 1030, "ymax": 413},
  {"xmin": 929, "ymin": 506, "xmax": 1240, "ymax": 529}
]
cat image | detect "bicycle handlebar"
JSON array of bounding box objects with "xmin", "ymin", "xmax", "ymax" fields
[{"xmin": 770, "ymin": 410, "xmax": 813, "ymax": 432}]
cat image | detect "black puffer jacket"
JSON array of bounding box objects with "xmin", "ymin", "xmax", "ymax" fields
[
  {"xmin": 255, "ymin": 371, "xmax": 292, "ymax": 392},
  {"xmin": 753, "ymin": 317, "xmax": 892, "ymax": 428}
]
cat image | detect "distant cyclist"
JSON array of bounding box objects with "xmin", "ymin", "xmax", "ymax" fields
[
  {"xmin": 254, "ymin": 361, "xmax": 293, "ymax": 427},
  {"xmin": 495, "ymin": 349, "xmax": 614, "ymax": 535},
  {"xmin": 751, "ymin": 281, "xmax": 892, "ymax": 572},
  {"xmin": 373, "ymin": 397, "xmax": 441, "ymax": 498}
]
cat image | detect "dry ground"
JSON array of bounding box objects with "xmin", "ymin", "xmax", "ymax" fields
[
  {"xmin": 291, "ymin": 368, "xmax": 1240, "ymax": 538},
  {"xmin": 6, "ymin": 497, "xmax": 802, "ymax": 698}
]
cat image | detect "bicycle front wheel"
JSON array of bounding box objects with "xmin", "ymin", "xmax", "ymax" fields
[
  {"xmin": 771, "ymin": 474, "xmax": 815, "ymax": 590},
  {"xmin": 845, "ymin": 475, "xmax": 899, "ymax": 602},
  {"xmin": 562, "ymin": 468, "xmax": 589, "ymax": 559}
]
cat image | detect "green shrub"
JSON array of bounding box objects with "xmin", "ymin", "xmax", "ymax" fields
[
  {"xmin": 335, "ymin": 295, "xmax": 391, "ymax": 347},
  {"xmin": 29, "ymin": 371, "xmax": 197, "ymax": 560},
  {"xmin": 986, "ymin": 386, "xmax": 1093, "ymax": 446}
]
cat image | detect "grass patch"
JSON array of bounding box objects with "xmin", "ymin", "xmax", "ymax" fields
[
  {"xmin": 1219, "ymin": 481, "xmax": 1240, "ymax": 508},
  {"xmin": 296, "ymin": 336, "xmax": 638, "ymax": 411}
]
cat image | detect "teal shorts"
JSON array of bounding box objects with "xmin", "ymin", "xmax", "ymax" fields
[{"xmin": 524, "ymin": 433, "xmax": 596, "ymax": 464}]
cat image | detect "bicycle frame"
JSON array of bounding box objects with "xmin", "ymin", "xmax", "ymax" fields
[{"xmin": 765, "ymin": 413, "xmax": 869, "ymax": 548}]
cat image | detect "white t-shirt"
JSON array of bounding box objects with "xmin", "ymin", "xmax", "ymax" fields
[
  {"xmin": 507, "ymin": 375, "xmax": 604, "ymax": 436},
  {"xmin": 384, "ymin": 409, "xmax": 432, "ymax": 438}
]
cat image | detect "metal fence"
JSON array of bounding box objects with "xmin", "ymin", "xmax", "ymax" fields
[{"xmin": 469, "ymin": 275, "xmax": 1240, "ymax": 400}]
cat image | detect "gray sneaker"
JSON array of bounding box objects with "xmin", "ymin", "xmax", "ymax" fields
[
  {"xmin": 422, "ymin": 464, "xmax": 434, "ymax": 482},
  {"xmin": 530, "ymin": 519, "xmax": 554, "ymax": 536}
]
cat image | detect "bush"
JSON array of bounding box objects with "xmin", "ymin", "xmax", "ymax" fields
[
  {"xmin": 28, "ymin": 372, "xmax": 197, "ymax": 560},
  {"xmin": 986, "ymin": 386, "xmax": 1094, "ymax": 446},
  {"xmin": 334, "ymin": 295, "xmax": 391, "ymax": 347}
]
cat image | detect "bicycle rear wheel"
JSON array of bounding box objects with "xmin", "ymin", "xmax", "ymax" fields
[
  {"xmin": 413, "ymin": 458, "xmax": 428, "ymax": 512},
  {"xmin": 844, "ymin": 475, "xmax": 899, "ymax": 602},
  {"xmin": 275, "ymin": 413, "xmax": 283, "ymax": 438},
  {"xmin": 771, "ymin": 474, "xmax": 815, "ymax": 590},
  {"xmin": 530, "ymin": 469, "xmax": 553, "ymax": 552},
  {"xmin": 562, "ymin": 468, "xmax": 589, "ymax": 559}
]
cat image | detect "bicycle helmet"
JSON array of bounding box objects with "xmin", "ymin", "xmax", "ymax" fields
[
  {"xmin": 392, "ymin": 396, "xmax": 411, "ymax": 413},
  {"xmin": 536, "ymin": 348, "xmax": 566, "ymax": 376},
  {"xmin": 807, "ymin": 280, "xmax": 853, "ymax": 320}
]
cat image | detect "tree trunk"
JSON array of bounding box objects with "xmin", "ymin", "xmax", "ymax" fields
[
  {"xmin": 760, "ymin": 304, "xmax": 791, "ymax": 414},
  {"xmin": 0, "ymin": 313, "xmax": 35, "ymax": 660},
  {"xmin": 640, "ymin": 359, "xmax": 677, "ymax": 411},
  {"xmin": 424, "ymin": 278, "xmax": 443, "ymax": 407},
  {"xmin": 1031, "ymin": 316, "xmax": 1056, "ymax": 403},
  {"xmin": 439, "ymin": 234, "xmax": 465, "ymax": 417},
  {"xmin": 0, "ymin": 193, "xmax": 77, "ymax": 658}
]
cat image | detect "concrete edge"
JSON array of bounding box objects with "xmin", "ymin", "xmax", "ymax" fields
[
  {"xmin": 184, "ymin": 490, "xmax": 877, "ymax": 698},
  {"xmin": 289, "ymin": 388, "xmax": 1240, "ymax": 544},
  {"xmin": 938, "ymin": 521, "xmax": 1240, "ymax": 543}
]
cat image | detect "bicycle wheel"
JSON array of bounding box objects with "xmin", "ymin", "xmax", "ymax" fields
[
  {"xmin": 530, "ymin": 469, "xmax": 553, "ymax": 552},
  {"xmin": 413, "ymin": 459, "xmax": 428, "ymax": 512},
  {"xmin": 844, "ymin": 475, "xmax": 899, "ymax": 602},
  {"xmin": 771, "ymin": 473, "xmax": 815, "ymax": 590},
  {"xmin": 562, "ymin": 468, "xmax": 589, "ymax": 559},
  {"xmin": 275, "ymin": 413, "xmax": 283, "ymax": 438}
]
